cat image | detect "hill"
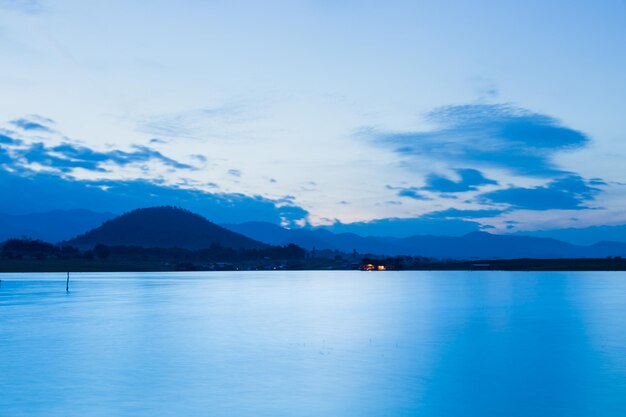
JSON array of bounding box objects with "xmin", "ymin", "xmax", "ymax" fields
[{"xmin": 67, "ymin": 206, "xmax": 266, "ymax": 250}]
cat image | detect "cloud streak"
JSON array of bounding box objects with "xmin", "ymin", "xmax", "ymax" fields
[
  {"xmin": 423, "ymin": 168, "xmax": 498, "ymax": 193},
  {"xmin": 375, "ymin": 103, "xmax": 589, "ymax": 177},
  {"xmin": 323, "ymin": 216, "xmax": 480, "ymax": 238},
  {"xmin": 138, "ymin": 106, "xmax": 246, "ymax": 140},
  {"xmin": 0, "ymin": 117, "xmax": 196, "ymax": 175},
  {"xmin": 423, "ymin": 208, "xmax": 506, "ymax": 219},
  {"xmin": 12, "ymin": 142, "xmax": 194, "ymax": 173},
  {"xmin": 385, "ymin": 185, "xmax": 431, "ymax": 201},
  {"xmin": 0, "ymin": 133, "xmax": 21, "ymax": 145},
  {"xmin": 10, "ymin": 118, "xmax": 53, "ymax": 132},
  {"xmin": 479, "ymin": 175, "xmax": 601, "ymax": 210}
]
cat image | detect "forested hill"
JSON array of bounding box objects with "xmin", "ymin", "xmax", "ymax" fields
[{"xmin": 67, "ymin": 206, "xmax": 267, "ymax": 250}]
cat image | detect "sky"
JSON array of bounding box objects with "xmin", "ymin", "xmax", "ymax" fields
[{"xmin": 1, "ymin": 0, "xmax": 625, "ymax": 235}]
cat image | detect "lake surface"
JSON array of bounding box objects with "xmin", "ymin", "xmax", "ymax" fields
[{"xmin": 1, "ymin": 271, "xmax": 626, "ymax": 416}]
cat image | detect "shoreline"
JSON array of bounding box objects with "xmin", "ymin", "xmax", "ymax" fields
[{"xmin": 2, "ymin": 257, "xmax": 626, "ymax": 273}]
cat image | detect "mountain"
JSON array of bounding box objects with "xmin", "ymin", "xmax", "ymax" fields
[
  {"xmin": 223, "ymin": 222, "xmax": 626, "ymax": 259},
  {"xmin": 8, "ymin": 207, "xmax": 626, "ymax": 259},
  {"xmin": 397, "ymin": 232, "xmax": 582, "ymax": 259},
  {"xmin": 67, "ymin": 206, "xmax": 267, "ymax": 250},
  {"xmin": 223, "ymin": 221, "xmax": 344, "ymax": 250},
  {"xmin": 0, "ymin": 209, "xmax": 116, "ymax": 243},
  {"xmin": 513, "ymin": 224, "xmax": 626, "ymax": 246}
]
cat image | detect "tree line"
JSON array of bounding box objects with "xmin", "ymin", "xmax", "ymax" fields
[{"xmin": 0, "ymin": 238, "xmax": 306, "ymax": 262}]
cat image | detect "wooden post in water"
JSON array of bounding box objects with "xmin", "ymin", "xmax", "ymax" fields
[{"xmin": 66, "ymin": 272, "xmax": 70, "ymax": 292}]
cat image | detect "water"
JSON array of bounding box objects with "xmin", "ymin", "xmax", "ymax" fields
[{"xmin": 1, "ymin": 271, "xmax": 625, "ymax": 416}]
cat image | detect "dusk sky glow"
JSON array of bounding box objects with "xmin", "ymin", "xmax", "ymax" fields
[{"xmin": 2, "ymin": 0, "xmax": 626, "ymax": 234}]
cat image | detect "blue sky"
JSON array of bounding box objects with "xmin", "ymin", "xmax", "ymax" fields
[{"xmin": 1, "ymin": 0, "xmax": 625, "ymax": 234}]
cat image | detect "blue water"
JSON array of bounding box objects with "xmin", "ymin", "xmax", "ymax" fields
[{"xmin": 1, "ymin": 271, "xmax": 625, "ymax": 416}]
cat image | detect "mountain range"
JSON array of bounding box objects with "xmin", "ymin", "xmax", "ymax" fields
[
  {"xmin": 224, "ymin": 221, "xmax": 626, "ymax": 259},
  {"xmin": 2, "ymin": 207, "xmax": 626, "ymax": 259}
]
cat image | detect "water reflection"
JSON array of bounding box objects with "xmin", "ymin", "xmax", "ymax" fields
[{"xmin": 1, "ymin": 271, "xmax": 625, "ymax": 416}]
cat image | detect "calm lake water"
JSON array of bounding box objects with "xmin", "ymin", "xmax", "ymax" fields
[{"xmin": 1, "ymin": 271, "xmax": 625, "ymax": 416}]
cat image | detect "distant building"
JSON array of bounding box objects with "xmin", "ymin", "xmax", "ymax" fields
[{"xmin": 359, "ymin": 258, "xmax": 400, "ymax": 271}]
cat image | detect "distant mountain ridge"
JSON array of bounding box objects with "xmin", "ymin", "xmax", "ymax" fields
[
  {"xmin": 513, "ymin": 224, "xmax": 626, "ymax": 246},
  {"xmin": 3, "ymin": 206, "xmax": 626, "ymax": 259},
  {"xmin": 224, "ymin": 221, "xmax": 626, "ymax": 259},
  {"xmin": 0, "ymin": 209, "xmax": 116, "ymax": 243},
  {"xmin": 67, "ymin": 206, "xmax": 266, "ymax": 250}
]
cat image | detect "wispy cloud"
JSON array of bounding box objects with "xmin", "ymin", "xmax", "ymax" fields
[
  {"xmin": 9, "ymin": 115, "xmax": 55, "ymax": 132},
  {"xmin": 397, "ymin": 188, "xmax": 430, "ymax": 200},
  {"xmin": 386, "ymin": 168, "xmax": 497, "ymax": 201},
  {"xmin": 13, "ymin": 142, "xmax": 194, "ymax": 173},
  {"xmin": 0, "ymin": 132, "xmax": 21, "ymax": 145},
  {"xmin": 0, "ymin": 147, "xmax": 11, "ymax": 164},
  {"xmin": 138, "ymin": 105, "xmax": 247, "ymax": 140},
  {"xmin": 423, "ymin": 168, "xmax": 498, "ymax": 193},
  {"xmin": 385, "ymin": 185, "xmax": 431, "ymax": 201},
  {"xmin": 1, "ymin": 115, "xmax": 196, "ymax": 175},
  {"xmin": 479, "ymin": 175, "xmax": 601, "ymax": 210},
  {"xmin": 369, "ymin": 103, "xmax": 607, "ymax": 221},
  {"xmin": 374, "ymin": 103, "xmax": 589, "ymax": 177},
  {"xmin": 423, "ymin": 208, "xmax": 507, "ymax": 219},
  {"xmin": 324, "ymin": 216, "xmax": 480, "ymax": 237},
  {"xmin": 10, "ymin": 118, "xmax": 52, "ymax": 132}
]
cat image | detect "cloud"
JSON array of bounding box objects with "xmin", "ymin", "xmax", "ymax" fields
[
  {"xmin": 0, "ymin": 147, "xmax": 12, "ymax": 164},
  {"xmin": 470, "ymin": 76, "xmax": 499, "ymax": 100},
  {"xmin": 300, "ymin": 181, "xmax": 318, "ymax": 192},
  {"xmin": 423, "ymin": 208, "xmax": 506, "ymax": 219},
  {"xmin": 375, "ymin": 103, "xmax": 589, "ymax": 177},
  {"xmin": 388, "ymin": 167, "xmax": 497, "ymax": 200},
  {"xmin": 0, "ymin": 116, "xmax": 195, "ymax": 174},
  {"xmin": 10, "ymin": 117, "xmax": 53, "ymax": 132},
  {"xmin": 398, "ymin": 189, "xmax": 430, "ymax": 200},
  {"xmin": 191, "ymin": 154, "xmax": 207, "ymax": 163},
  {"xmin": 227, "ymin": 169, "xmax": 241, "ymax": 177},
  {"xmin": 20, "ymin": 143, "xmax": 107, "ymax": 172},
  {"xmin": 323, "ymin": 216, "xmax": 480, "ymax": 238},
  {"xmin": 139, "ymin": 106, "xmax": 244, "ymax": 139},
  {"xmin": 58, "ymin": 143, "xmax": 192, "ymax": 169},
  {"xmin": 423, "ymin": 168, "xmax": 498, "ymax": 193},
  {"xmin": 479, "ymin": 175, "xmax": 602, "ymax": 210},
  {"xmin": 588, "ymin": 178, "xmax": 607, "ymax": 186},
  {"xmin": 0, "ymin": 115, "xmax": 310, "ymax": 226},
  {"xmin": 149, "ymin": 138, "xmax": 168, "ymax": 144},
  {"xmin": 386, "ymin": 185, "xmax": 431, "ymax": 200},
  {"xmin": 0, "ymin": 169, "xmax": 309, "ymax": 226},
  {"xmin": 12, "ymin": 142, "xmax": 194, "ymax": 173},
  {"xmin": 0, "ymin": 133, "xmax": 20, "ymax": 144}
]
